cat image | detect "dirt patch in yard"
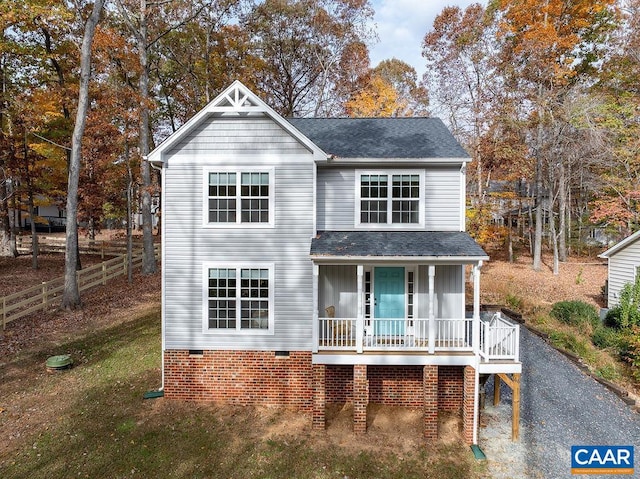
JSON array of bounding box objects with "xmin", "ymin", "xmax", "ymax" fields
[{"xmin": 479, "ymin": 253, "xmax": 608, "ymax": 310}]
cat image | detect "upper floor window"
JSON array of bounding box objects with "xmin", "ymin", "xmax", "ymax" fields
[
  {"xmin": 356, "ymin": 171, "xmax": 424, "ymax": 227},
  {"xmin": 206, "ymin": 170, "xmax": 273, "ymax": 226}
]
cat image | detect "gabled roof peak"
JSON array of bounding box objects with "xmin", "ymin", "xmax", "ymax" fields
[
  {"xmin": 147, "ymin": 81, "xmax": 327, "ymax": 163},
  {"xmin": 215, "ymin": 81, "xmax": 261, "ymax": 109}
]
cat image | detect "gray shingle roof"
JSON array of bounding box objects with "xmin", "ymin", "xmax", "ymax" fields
[
  {"xmin": 287, "ymin": 118, "xmax": 469, "ymax": 159},
  {"xmin": 310, "ymin": 231, "xmax": 488, "ymax": 258}
]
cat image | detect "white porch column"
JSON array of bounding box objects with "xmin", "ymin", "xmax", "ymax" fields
[
  {"xmin": 312, "ymin": 263, "xmax": 319, "ymax": 353},
  {"xmin": 356, "ymin": 264, "xmax": 364, "ymax": 353},
  {"xmin": 472, "ymin": 261, "xmax": 482, "ymax": 355},
  {"xmin": 428, "ymin": 265, "xmax": 436, "ymax": 354}
]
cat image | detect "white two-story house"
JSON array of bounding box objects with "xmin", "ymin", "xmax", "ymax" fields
[{"xmin": 147, "ymin": 81, "xmax": 521, "ymax": 445}]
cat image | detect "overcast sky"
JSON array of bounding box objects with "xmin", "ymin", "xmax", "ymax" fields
[{"xmin": 368, "ymin": 0, "xmax": 481, "ymax": 77}]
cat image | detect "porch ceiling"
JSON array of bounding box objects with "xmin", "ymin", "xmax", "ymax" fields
[{"xmin": 310, "ymin": 231, "xmax": 489, "ymax": 262}]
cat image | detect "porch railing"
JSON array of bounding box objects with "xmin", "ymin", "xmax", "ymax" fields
[
  {"xmin": 479, "ymin": 313, "xmax": 520, "ymax": 361},
  {"xmin": 317, "ymin": 314, "xmax": 519, "ymax": 361}
]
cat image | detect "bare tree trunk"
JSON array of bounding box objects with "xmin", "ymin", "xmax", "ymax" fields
[
  {"xmin": 533, "ymin": 111, "xmax": 544, "ymax": 271},
  {"xmin": 0, "ymin": 171, "xmax": 16, "ymax": 257},
  {"xmin": 62, "ymin": 0, "xmax": 105, "ymax": 309},
  {"xmin": 125, "ymin": 141, "xmax": 133, "ymax": 284},
  {"xmin": 549, "ymin": 164, "xmax": 559, "ymax": 275},
  {"xmin": 138, "ymin": 0, "xmax": 157, "ymax": 275},
  {"xmin": 558, "ymin": 160, "xmax": 567, "ymax": 262},
  {"xmin": 550, "ymin": 208, "xmax": 559, "ymax": 275},
  {"xmin": 508, "ymin": 210, "xmax": 513, "ymax": 263},
  {"xmin": 27, "ymin": 189, "xmax": 37, "ymax": 269},
  {"xmin": 22, "ymin": 131, "xmax": 38, "ymax": 269}
]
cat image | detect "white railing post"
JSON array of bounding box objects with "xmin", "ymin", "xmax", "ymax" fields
[
  {"xmin": 472, "ymin": 262, "xmax": 481, "ymax": 355},
  {"xmin": 312, "ymin": 264, "xmax": 319, "ymax": 353},
  {"xmin": 428, "ymin": 265, "xmax": 435, "ymax": 354},
  {"xmin": 356, "ymin": 265, "xmax": 364, "ymax": 353},
  {"xmin": 482, "ymin": 320, "xmax": 488, "ymax": 359}
]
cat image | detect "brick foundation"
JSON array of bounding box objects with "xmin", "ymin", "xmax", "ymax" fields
[
  {"xmin": 423, "ymin": 365, "xmax": 438, "ymax": 440},
  {"xmin": 164, "ymin": 351, "xmax": 477, "ymax": 444},
  {"xmin": 462, "ymin": 365, "xmax": 476, "ymax": 445},
  {"xmin": 312, "ymin": 364, "xmax": 326, "ymax": 429},
  {"xmin": 353, "ymin": 364, "xmax": 368, "ymax": 434},
  {"xmin": 326, "ymin": 365, "xmax": 353, "ymax": 403},
  {"xmin": 163, "ymin": 350, "xmax": 313, "ymax": 411},
  {"xmin": 438, "ymin": 365, "xmax": 464, "ymax": 413},
  {"xmin": 368, "ymin": 366, "xmax": 423, "ymax": 407}
]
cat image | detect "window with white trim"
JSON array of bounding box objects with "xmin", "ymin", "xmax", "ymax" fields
[
  {"xmin": 207, "ymin": 171, "xmax": 272, "ymax": 225},
  {"xmin": 357, "ymin": 171, "xmax": 423, "ymax": 226},
  {"xmin": 205, "ymin": 264, "xmax": 274, "ymax": 332}
]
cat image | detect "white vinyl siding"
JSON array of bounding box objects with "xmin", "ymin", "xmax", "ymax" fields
[
  {"xmin": 317, "ymin": 168, "xmax": 355, "ymax": 230},
  {"xmin": 417, "ymin": 265, "xmax": 464, "ymax": 318},
  {"xmin": 163, "ymin": 114, "xmax": 315, "ymax": 351},
  {"xmin": 607, "ymin": 239, "xmax": 640, "ymax": 307},
  {"xmin": 424, "ymin": 167, "xmax": 463, "ymax": 231},
  {"xmin": 317, "ymin": 165, "xmax": 463, "ymax": 231},
  {"xmin": 167, "ymin": 117, "xmax": 309, "ymax": 156},
  {"xmin": 318, "ymin": 265, "xmax": 358, "ymax": 318}
]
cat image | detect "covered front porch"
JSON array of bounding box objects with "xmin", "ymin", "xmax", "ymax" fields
[{"xmin": 310, "ymin": 231, "xmax": 520, "ymax": 364}]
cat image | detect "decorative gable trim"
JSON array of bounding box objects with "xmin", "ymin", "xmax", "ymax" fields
[
  {"xmin": 147, "ymin": 80, "xmax": 327, "ymax": 165},
  {"xmin": 216, "ymin": 85, "xmax": 258, "ymax": 109}
]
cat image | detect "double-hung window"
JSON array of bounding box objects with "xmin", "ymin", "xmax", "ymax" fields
[
  {"xmin": 206, "ymin": 170, "xmax": 273, "ymax": 226},
  {"xmin": 357, "ymin": 171, "xmax": 424, "ymax": 227},
  {"xmin": 204, "ymin": 263, "xmax": 274, "ymax": 333}
]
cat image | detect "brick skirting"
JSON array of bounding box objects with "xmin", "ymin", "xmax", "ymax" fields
[
  {"xmin": 438, "ymin": 365, "xmax": 464, "ymax": 413},
  {"xmin": 163, "ymin": 350, "xmax": 313, "ymax": 411}
]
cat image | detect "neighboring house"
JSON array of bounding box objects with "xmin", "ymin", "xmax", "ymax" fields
[
  {"xmin": 14, "ymin": 203, "xmax": 66, "ymax": 232},
  {"xmin": 599, "ymin": 229, "xmax": 640, "ymax": 307},
  {"xmin": 147, "ymin": 81, "xmax": 522, "ymax": 445}
]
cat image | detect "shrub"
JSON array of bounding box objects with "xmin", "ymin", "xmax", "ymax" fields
[
  {"xmin": 620, "ymin": 326, "xmax": 640, "ymax": 382},
  {"xmin": 550, "ymin": 300, "xmax": 599, "ymax": 328},
  {"xmin": 549, "ymin": 331, "xmax": 591, "ymax": 359},
  {"xmin": 604, "ymin": 307, "xmax": 624, "ymax": 329},
  {"xmin": 591, "ymin": 326, "xmax": 621, "ymax": 350},
  {"xmin": 505, "ymin": 293, "xmax": 523, "ymax": 312},
  {"xmin": 596, "ymin": 364, "xmax": 620, "ymax": 381},
  {"xmin": 610, "ymin": 276, "xmax": 640, "ymax": 329}
]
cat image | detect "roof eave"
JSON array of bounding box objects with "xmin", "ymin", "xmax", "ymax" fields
[
  {"xmin": 317, "ymin": 156, "xmax": 472, "ymax": 166},
  {"xmin": 310, "ymin": 254, "xmax": 489, "ymax": 264},
  {"xmin": 599, "ymin": 229, "xmax": 640, "ymax": 258}
]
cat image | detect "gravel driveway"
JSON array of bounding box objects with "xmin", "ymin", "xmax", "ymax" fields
[{"xmin": 479, "ymin": 326, "xmax": 640, "ymax": 479}]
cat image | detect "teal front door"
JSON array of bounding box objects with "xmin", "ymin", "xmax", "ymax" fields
[{"xmin": 374, "ymin": 267, "xmax": 405, "ymax": 336}]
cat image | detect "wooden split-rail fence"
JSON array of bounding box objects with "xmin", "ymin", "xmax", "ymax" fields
[
  {"xmin": 2, "ymin": 236, "xmax": 160, "ymax": 330},
  {"xmin": 16, "ymin": 235, "xmax": 147, "ymax": 259}
]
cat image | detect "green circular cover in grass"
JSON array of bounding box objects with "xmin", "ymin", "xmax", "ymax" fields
[{"xmin": 46, "ymin": 354, "xmax": 73, "ymax": 369}]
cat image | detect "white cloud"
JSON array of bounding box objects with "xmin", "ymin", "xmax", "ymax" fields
[{"xmin": 368, "ymin": 0, "xmax": 481, "ymax": 76}]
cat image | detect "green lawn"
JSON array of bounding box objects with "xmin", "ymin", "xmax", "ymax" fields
[{"xmin": 0, "ymin": 308, "xmax": 485, "ymax": 479}]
